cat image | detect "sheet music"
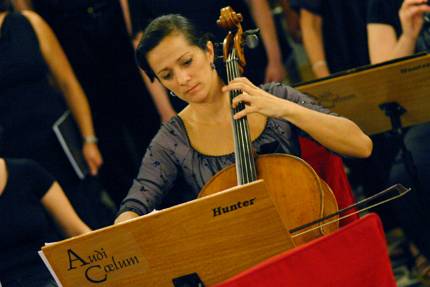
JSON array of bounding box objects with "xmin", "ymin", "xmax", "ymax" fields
[{"xmin": 38, "ymin": 250, "xmax": 63, "ymax": 287}]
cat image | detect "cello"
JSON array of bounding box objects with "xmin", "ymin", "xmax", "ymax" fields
[{"xmin": 198, "ymin": 6, "xmax": 339, "ymax": 246}]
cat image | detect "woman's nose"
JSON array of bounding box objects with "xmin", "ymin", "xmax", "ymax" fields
[{"xmin": 176, "ymin": 69, "xmax": 191, "ymax": 86}]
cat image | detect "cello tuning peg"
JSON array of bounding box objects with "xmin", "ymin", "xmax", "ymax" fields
[
  {"xmin": 244, "ymin": 28, "xmax": 260, "ymax": 36},
  {"xmin": 244, "ymin": 28, "xmax": 260, "ymax": 49},
  {"xmin": 245, "ymin": 33, "xmax": 259, "ymax": 49}
]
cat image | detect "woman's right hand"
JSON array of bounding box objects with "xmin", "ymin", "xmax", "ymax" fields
[
  {"xmin": 400, "ymin": 0, "xmax": 430, "ymax": 41},
  {"xmin": 114, "ymin": 211, "xmax": 140, "ymax": 224}
]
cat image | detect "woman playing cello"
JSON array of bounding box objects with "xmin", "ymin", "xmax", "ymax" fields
[{"xmin": 115, "ymin": 13, "xmax": 372, "ymax": 226}]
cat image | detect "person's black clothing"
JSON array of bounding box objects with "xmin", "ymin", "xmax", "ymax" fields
[
  {"xmin": 367, "ymin": 0, "xmax": 430, "ymax": 259},
  {"xmin": 367, "ymin": 0, "xmax": 430, "ymax": 51},
  {"xmin": 1, "ymin": 12, "xmax": 71, "ymax": 198},
  {"xmin": 0, "ymin": 12, "xmax": 111, "ymax": 228},
  {"xmin": 0, "ymin": 13, "xmax": 66, "ymax": 163},
  {"xmin": 367, "ymin": 0, "xmax": 403, "ymax": 36},
  {"xmin": 0, "ymin": 159, "xmax": 59, "ymax": 286},
  {"xmin": 293, "ymin": 0, "xmax": 370, "ymax": 73},
  {"xmin": 32, "ymin": 0, "xmax": 160, "ymax": 206}
]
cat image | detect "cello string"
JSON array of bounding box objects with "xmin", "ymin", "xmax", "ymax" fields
[
  {"xmin": 231, "ymin": 54, "xmax": 249, "ymax": 183},
  {"xmin": 231, "ymin": 50, "xmax": 256, "ymax": 183},
  {"xmin": 230, "ymin": 51, "xmax": 250, "ymax": 184},
  {"xmin": 226, "ymin": 55, "xmax": 243, "ymax": 184},
  {"xmin": 228, "ymin": 53, "xmax": 248, "ymax": 184},
  {"xmin": 231, "ymin": 50, "xmax": 250, "ymax": 183}
]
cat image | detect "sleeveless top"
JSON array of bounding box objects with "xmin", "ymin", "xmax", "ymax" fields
[{"xmin": 0, "ymin": 12, "xmax": 66, "ymax": 154}]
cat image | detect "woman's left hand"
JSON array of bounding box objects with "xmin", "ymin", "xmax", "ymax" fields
[
  {"xmin": 222, "ymin": 77, "xmax": 287, "ymax": 120},
  {"xmin": 82, "ymin": 143, "xmax": 103, "ymax": 176}
]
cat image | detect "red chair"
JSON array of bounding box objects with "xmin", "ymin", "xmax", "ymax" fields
[
  {"xmin": 214, "ymin": 213, "xmax": 396, "ymax": 287},
  {"xmin": 299, "ymin": 137, "xmax": 358, "ymax": 226}
]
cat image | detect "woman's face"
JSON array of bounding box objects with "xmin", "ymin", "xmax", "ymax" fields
[{"xmin": 147, "ymin": 32, "xmax": 216, "ymax": 104}]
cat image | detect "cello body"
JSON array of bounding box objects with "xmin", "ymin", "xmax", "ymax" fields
[
  {"xmin": 199, "ymin": 154, "xmax": 339, "ymax": 246},
  {"xmin": 201, "ymin": 6, "xmax": 340, "ymax": 246}
]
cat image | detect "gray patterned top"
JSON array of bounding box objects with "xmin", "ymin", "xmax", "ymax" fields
[{"xmin": 118, "ymin": 82, "xmax": 334, "ymax": 215}]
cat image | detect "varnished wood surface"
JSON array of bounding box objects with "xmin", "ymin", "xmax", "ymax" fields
[
  {"xmin": 296, "ymin": 53, "xmax": 430, "ymax": 135},
  {"xmin": 41, "ymin": 180, "xmax": 294, "ymax": 286},
  {"xmin": 199, "ymin": 154, "xmax": 339, "ymax": 245}
]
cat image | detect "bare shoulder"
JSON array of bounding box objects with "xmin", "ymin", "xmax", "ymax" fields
[
  {"xmin": 21, "ymin": 10, "xmax": 44, "ymax": 26},
  {"xmin": 177, "ymin": 106, "xmax": 193, "ymax": 124},
  {"xmin": 20, "ymin": 10, "xmax": 49, "ymax": 36},
  {"xmin": 0, "ymin": 158, "xmax": 5, "ymax": 172},
  {"xmin": 20, "ymin": 10, "xmax": 57, "ymax": 54},
  {"xmin": 0, "ymin": 158, "xmax": 7, "ymax": 196}
]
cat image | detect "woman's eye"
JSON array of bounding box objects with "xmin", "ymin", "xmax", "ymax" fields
[
  {"xmin": 183, "ymin": 58, "xmax": 192, "ymax": 66},
  {"xmin": 161, "ymin": 73, "xmax": 172, "ymax": 80}
]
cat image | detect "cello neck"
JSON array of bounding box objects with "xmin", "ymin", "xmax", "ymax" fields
[{"xmin": 226, "ymin": 50, "xmax": 257, "ymax": 185}]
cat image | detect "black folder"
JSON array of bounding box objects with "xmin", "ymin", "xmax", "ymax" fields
[{"xmin": 52, "ymin": 111, "xmax": 89, "ymax": 179}]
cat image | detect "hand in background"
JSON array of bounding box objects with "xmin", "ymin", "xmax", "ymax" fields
[
  {"xmin": 399, "ymin": 0, "xmax": 430, "ymax": 40},
  {"xmin": 83, "ymin": 143, "xmax": 103, "ymax": 176}
]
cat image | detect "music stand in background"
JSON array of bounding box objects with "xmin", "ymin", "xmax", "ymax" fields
[{"xmin": 295, "ymin": 53, "xmax": 430, "ymax": 191}]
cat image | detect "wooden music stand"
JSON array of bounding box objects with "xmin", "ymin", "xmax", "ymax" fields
[
  {"xmin": 39, "ymin": 180, "xmax": 295, "ymax": 287},
  {"xmin": 295, "ymin": 53, "xmax": 430, "ymax": 136},
  {"xmin": 295, "ymin": 53, "xmax": 430, "ymax": 191}
]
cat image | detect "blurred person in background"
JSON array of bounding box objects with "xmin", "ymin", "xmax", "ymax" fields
[
  {"xmin": 368, "ymin": 0, "xmax": 430, "ymax": 283},
  {"xmin": 0, "ymin": 1, "xmax": 111, "ymax": 228},
  {"xmin": 0, "ymin": 127, "xmax": 91, "ymax": 287},
  {"xmin": 13, "ymin": 0, "xmax": 161, "ymax": 207}
]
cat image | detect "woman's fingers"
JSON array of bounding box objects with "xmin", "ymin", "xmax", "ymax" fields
[
  {"xmin": 402, "ymin": 0, "xmax": 430, "ymax": 14},
  {"xmin": 231, "ymin": 92, "xmax": 252, "ymax": 108},
  {"xmin": 222, "ymin": 77, "xmax": 256, "ymax": 93},
  {"xmin": 403, "ymin": 0, "xmax": 427, "ymax": 7},
  {"xmin": 233, "ymin": 105, "xmax": 256, "ymax": 120},
  {"xmin": 231, "ymin": 92, "xmax": 257, "ymax": 119}
]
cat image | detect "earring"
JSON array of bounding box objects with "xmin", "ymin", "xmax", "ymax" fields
[
  {"xmin": 169, "ymin": 91, "xmax": 176, "ymax": 97},
  {"xmin": 210, "ymin": 62, "xmax": 216, "ymax": 70}
]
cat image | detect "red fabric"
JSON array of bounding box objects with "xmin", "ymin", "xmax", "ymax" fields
[
  {"xmin": 214, "ymin": 213, "xmax": 396, "ymax": 287},
  {"xmin": 299, "ymin": 137, "xmax": 358, "ymax": 225}
]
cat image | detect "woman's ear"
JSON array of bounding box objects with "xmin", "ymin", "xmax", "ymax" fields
[{"xmin": 206, "ymin": 40, "xmax": 215, "ymax": 63}]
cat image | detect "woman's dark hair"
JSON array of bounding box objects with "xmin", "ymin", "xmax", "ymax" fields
[
  {"xmin": 136, "ymin": 14, "xmax": 210, "ymax": 81},
  {"xmin": 0, "ymin": 0, "xmax": 11, "ymax": 12}
]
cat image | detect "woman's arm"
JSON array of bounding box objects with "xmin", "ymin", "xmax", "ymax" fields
[
  {"xmin": 114, "ymin": 211, "xmax": 140, "ymax": 224},
  {"xmin": 367, "ymin": 24, "xmax": 403, "ymax": 63},
  {"xmin": 300, "ymin": 9, "xmax": 330, "ymax": 78},
  {"xmin": 368, "ymin": 0, "xmax": 430, "ymax": 63},
  {"xmin": 22, "ymin": 11, "xmax": 103, "ymax": 175},
  {"xmin": 223, "ymin": 78, "xmax": 373, "ymax": 158},
  {"xmin": 248, "ymin": 0, "xmax": 287, "ymax": 82},
  {"xmin": 119, "ymin": 0, "xmax": 132, "ymax": 36},
  {"xmin": 41, "ymin": 182, "xmax": 91, "ymax": 237},
  {"xmin": 115, "ymin": 136, "xmax": 180, "ymax": 223}
]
